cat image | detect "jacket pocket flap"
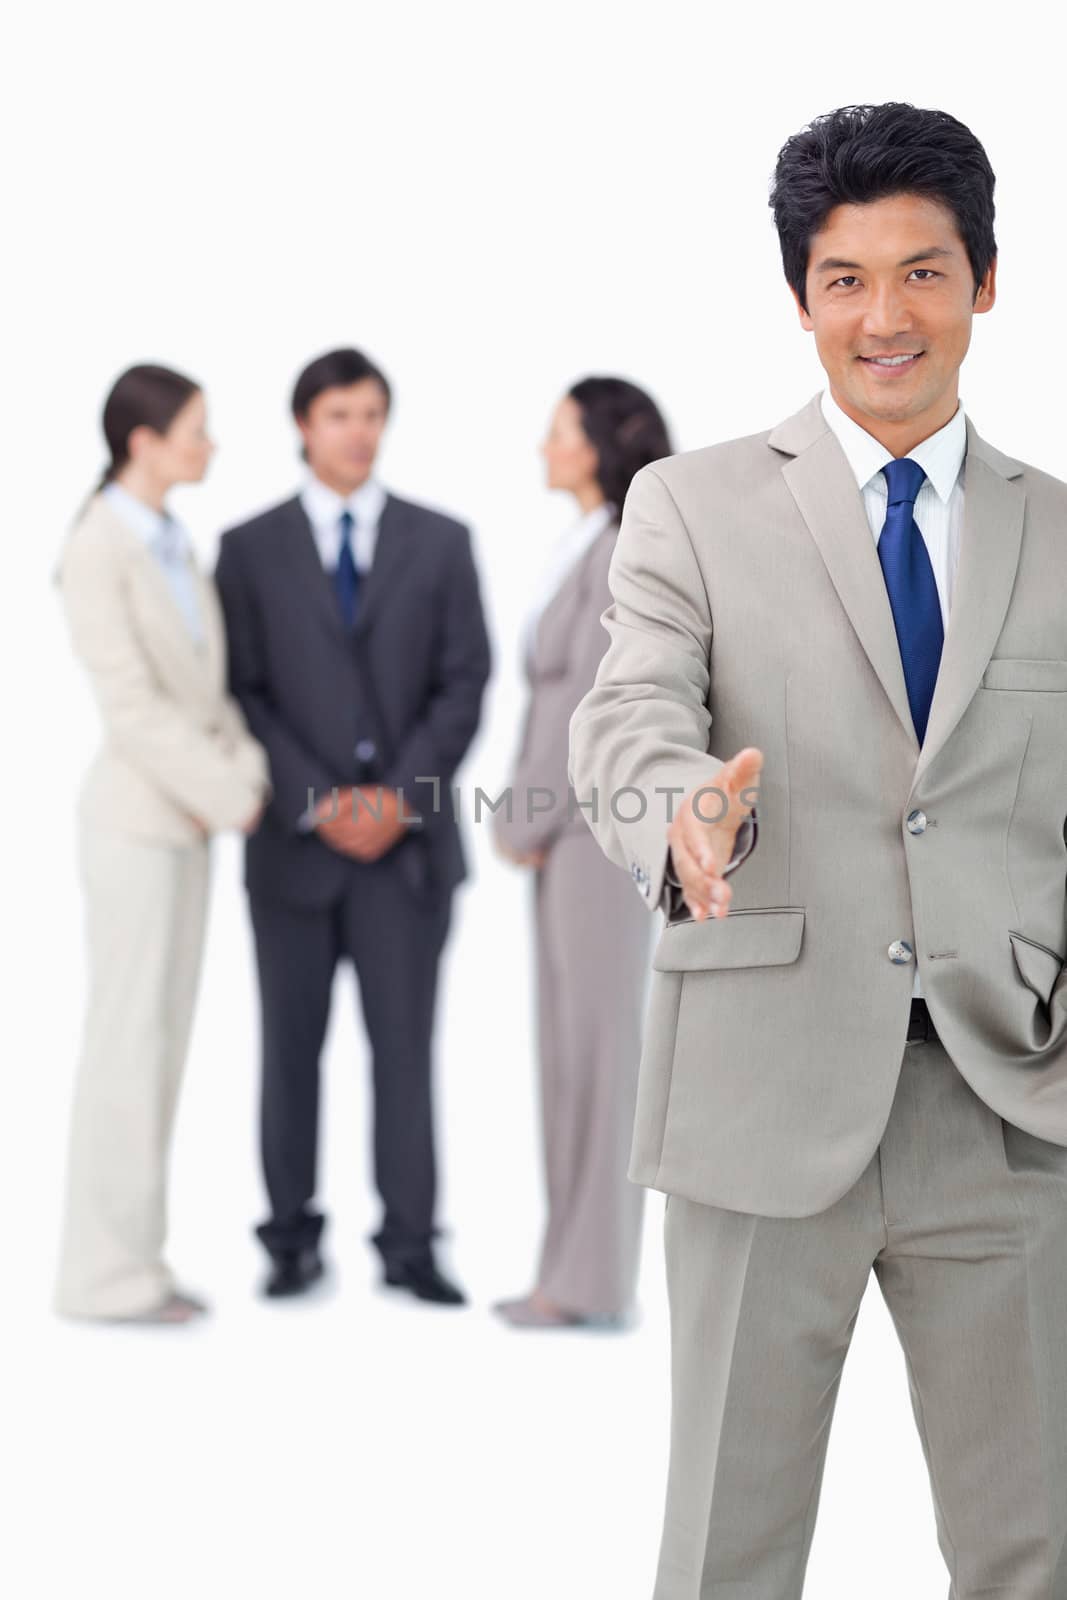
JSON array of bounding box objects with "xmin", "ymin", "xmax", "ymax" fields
[
  {"xmin": 653, "ymin": 907, "xmax": 805, "ymax": 972},
  {"xmin": 982, "ymin": 658, "xmax": 1067, "ymax": 692},
  {"xmin": 1009, "ymin": 931, "xmax": 1065, "ymax": 1004}
]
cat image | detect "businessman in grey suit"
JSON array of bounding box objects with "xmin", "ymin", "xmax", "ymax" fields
[
  {"xmin": 569, "ymin": 104, "xmax": 1067, "ymax": 1596},
  {"xmin": 216, "ymin": 347, "xmax": 490, "ymax": 1305}
]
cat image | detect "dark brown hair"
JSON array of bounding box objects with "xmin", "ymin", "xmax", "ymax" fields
[
  {"xmin": 95, "ymin": 363, "xmax": 202, "ymax": 491},
  {"xmin": 567, "ymin": 376, "xmax": 673, "ymax": 513},
  {"xmin": 291, "ymin": 347, "xmax": 392, "ymax": 420}
]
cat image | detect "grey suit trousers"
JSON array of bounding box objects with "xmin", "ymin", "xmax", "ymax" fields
[
  {"xmin": 533, "ymin": 828, "xmax": 652, "ymax": 1316},
  {"xmin": 655, "ymin": 1018, "xmax": 1067, "ymax": 1599}
]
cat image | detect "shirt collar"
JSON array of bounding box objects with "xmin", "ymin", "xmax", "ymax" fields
[
  {"xmin": 819, "ymin": 387, "xmax": 967, "ymax": 505},
  {"xmin": 567, "ymin": 501, "xmax": 616, "ymax": 545},
  {"xmin": 301, "ymin": 473, "xmax": 387, "ymax": 531},
  {"xmin": 103, "ymin": 481, "xmax": 189, "ymax": 557}
]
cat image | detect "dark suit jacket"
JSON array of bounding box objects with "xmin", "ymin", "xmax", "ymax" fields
[{"xmin": 215, "ymin": 491, "xmax": 492, "ymax": 909}]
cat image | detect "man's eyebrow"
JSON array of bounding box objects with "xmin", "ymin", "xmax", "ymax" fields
[{"xmin": 814, "ymin": 245, "xmax": 956, "ymax": 274}]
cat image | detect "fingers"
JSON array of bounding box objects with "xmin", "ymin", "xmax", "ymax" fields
[
  {"xmin": 720, "ymin": 746, "xmax": 763, "ymax": 812},
  {"xmin": 671, "ymin": 747, "xmax": 763, "ymax": 921},
  {"xmin": 671, "ymin": 832, "xmax": 733, "ymax": 921}
]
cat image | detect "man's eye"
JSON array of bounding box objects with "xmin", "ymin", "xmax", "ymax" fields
[
  {"xmin": 831, "ymin": 276, "xmax": 858, "ymax": 289},
  {"xmin": 910, "ymin": 269, "xmax": 940, "ymax": 280}
]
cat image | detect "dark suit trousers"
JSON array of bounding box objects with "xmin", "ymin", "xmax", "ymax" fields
[{"xmin": 249, "ymin": 847, "xmax": 452, "ymax": 1263}]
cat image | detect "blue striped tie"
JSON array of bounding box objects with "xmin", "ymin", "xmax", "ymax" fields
[
  {"xmin": 877, "ymin": 458, "xmax": 943, "ymax": 745},
  {"xmin": 335, "ymin": 508, "xmax": 360, "ymax": 628}
]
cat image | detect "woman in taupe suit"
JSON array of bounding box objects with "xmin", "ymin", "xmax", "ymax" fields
[
  {"xmin": 54, "ymin": 365, "xmax": 271, "ymax": 1324},
  {"xmin": 492, "ymin": 377, "xmax": 673, "ymax": 1328}
]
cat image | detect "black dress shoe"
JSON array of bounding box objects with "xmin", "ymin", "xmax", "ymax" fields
[
  {"xmin": 263, "ymin": 1247, "xmax": 325, "ymax": 1299},
  {"xmin": 383, "ymin": 1254, "xmax": 467, "ymax": 1306}
]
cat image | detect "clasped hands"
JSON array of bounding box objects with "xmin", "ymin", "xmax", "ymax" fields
[{"xmin": 312, "ymin": 784, "xmax": 418, "ymax": 861}]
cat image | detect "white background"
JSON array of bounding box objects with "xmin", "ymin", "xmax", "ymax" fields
[{"xmin": 4, "ymin": 4, "xmax": 1064, "ymax": 1596}]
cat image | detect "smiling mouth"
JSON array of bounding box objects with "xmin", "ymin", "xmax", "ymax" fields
[{"xmin": 858, "ymin": 351, "xmax": 925, "ymax": 369}]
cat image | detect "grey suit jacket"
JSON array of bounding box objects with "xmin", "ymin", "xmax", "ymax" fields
[
  {"xmin": 568, "ymin": 391, "xmax": 1067, "ymax": 1216},
  {"xmin": 494, "ymin": 521, "xmax": 620, "ymax": 857},
  {"xmin": 215, "ymin": 492, "xmax": 491, "ymax": 909}
]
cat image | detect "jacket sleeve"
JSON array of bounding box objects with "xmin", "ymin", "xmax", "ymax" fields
[
  {"xmin": 214, "ymin": 688, "xmax": 273, "ymax": 798},
  {"xmin": 493, "ymin": 534, "xmax": 616, "ymax": 857},
  {"xmin": 59, "ymin": 521, "xmax": 264, "ymax": 832},
  {"xmin": 567, "ymin": 464, "xmax": 759, "ymax": 917},
  {"xmin": 380, "ymin": 523, "xmax": 492, "ymax": 826},
  {"xmin": 214, "ymin": 530, "xmax": 336, "ymax": 833}
]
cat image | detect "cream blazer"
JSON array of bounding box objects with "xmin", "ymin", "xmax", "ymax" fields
[{"xmin": 57, "ymin": 492, "xmax": 270, "ymax": 845}]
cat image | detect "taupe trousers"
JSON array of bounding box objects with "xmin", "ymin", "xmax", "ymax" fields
[
  {"xmin": 655, "ymin": 1013, "xmax": 1067, "ymax": 1598},
  {"xmin": 497, "ymin": 519, "xmax": 652, "ymax": 1316},
  {"xmin": 534, "ymin": 828, "xmax": 650, "ymax": 1316}
]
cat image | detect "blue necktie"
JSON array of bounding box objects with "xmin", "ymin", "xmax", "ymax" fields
[
  {"xmin": 335, "ymin": 509, "xmax": 360, "ymax": 628},
  {"xmin": 877, "ymin": 458, "xmax": 943, "ymax": 745}
]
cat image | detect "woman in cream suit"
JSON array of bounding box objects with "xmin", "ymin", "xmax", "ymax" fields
[
  {"xmin": 54, "ymin": 365, "xmax": 270, "ymax": 1324},
  {"xmin": 492, "ymin": 377, "xmax": 673, "ymax": 1328}
]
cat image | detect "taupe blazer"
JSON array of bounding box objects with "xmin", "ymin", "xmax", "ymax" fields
[
  {"xmin": 495, "ymin": 520, "xmax": 618, "ymax": 857},
  {"xmin": 568, "ymin": 391, "xmax": 1067, "ymax": 1215},
  {"xmin": 57, "ymin": 493, "xmax": 270, "ymax": 844}
]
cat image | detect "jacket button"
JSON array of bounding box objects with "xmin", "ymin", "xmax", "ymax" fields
[
  {"xmin": 888, "ymin": 939, "xmax": 914, "ymax": 964},
  {"xmin": 906, "ymin": 809, "xmax": 927, "ymax": 835},
  {"xmin": 355, "ymin": 739, "xmax": 377, "ymax": 761}
]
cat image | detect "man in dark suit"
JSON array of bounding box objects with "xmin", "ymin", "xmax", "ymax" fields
[{"xmin": 215, "ymin": 347, "xmax": 491, "ymax": 1303}]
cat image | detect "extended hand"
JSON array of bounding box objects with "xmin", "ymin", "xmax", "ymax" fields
[{"xmin": 667, "ymin": 747, "xmax": 763, "ymax": 921}]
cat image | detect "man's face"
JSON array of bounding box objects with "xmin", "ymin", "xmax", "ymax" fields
[
  {"xmin": 298, "ymin": 378, "xmax": 389, "ymax": 491},
  {"xmin": 794, "ymin": 193, "xmax": 996, "ymax": 441}
]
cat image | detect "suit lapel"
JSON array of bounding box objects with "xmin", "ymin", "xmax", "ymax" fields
[
  {"xmin": 95, "ymin": 499, "xmax": 215, "ymax": 685},
  {"xmin": 353, "ymin": 495, "xmax": 415, "ymax": 637},
  {"xmin": 770, "ymin": 394, "xmax": 1026, "ymax": 772},
  {"xmin": 280, "ymin": 496, "xmax": 347, "ymax": 642},
  {"xmin": 532, "ymin": 527, "xmax": 608, "ymax": 677},
  {"xmin": 281, "ymin": 492, "xmax": 414, "ymax": 642},
  {"xmin": 913, "ymin": 431, "xmax": 1025, "ymax": 785},
  {"xmin": 774, "ymin": 397, "xmax": 918, "ymax": 750}
]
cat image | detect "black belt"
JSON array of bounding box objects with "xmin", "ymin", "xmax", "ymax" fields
[{"xmin": 907, "ymin": 998, "xmax": 937, "ymax": 1044}]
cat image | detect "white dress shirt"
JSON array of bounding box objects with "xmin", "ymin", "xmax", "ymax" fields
[
  {"xmin": 820, "ymin": 386, "xmax": 968, "ymax": 997},
  {"xmin": 521, "ymin": 501, "xmax": 617, "ymax": 670},
  {"xmin": 103, "ymin": 481, "xmax": 204, "ymax": 645},
  {"xmin": 819, "ymin": 387, "xmax": 966, "ymax": 633},
  {"xmin": 300, "ymin": 473, "xmax": 388, "ymax": 573}
]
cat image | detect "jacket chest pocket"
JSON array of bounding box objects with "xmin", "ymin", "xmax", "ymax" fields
[{"xmin": 981, "ymin": 658, "xmax": 1067, "ymax": 692}]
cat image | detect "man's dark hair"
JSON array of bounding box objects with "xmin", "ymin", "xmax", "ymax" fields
[
  {"xmin": 291, "ymin": 346, "xmax": 392, "ymax": 419},
  {"xmin": 568, "ymin": 376, "xmax": 673, "ymax": 513},
  {"xmin": 769, "ymin": 103, "xmax": 997, "ymax": 315}
]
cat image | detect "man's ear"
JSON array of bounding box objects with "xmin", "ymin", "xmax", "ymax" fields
[
  {"xmin": 789, "ymin": 282, "xmax": 814, "ymax": 332},
  {"xmin": 974, "ymin": 254, "xmax": 997, "ymax": 315}
]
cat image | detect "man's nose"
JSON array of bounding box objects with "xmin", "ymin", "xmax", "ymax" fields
[{"xmin": 861, "ymin": 282, "xmax": 915, "ymax": 339}]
